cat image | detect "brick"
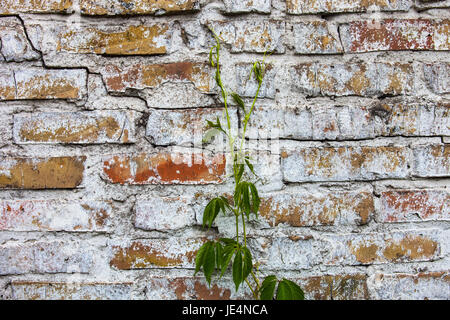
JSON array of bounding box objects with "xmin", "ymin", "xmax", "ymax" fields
[
  {"xmin": 261, "ymin": 236, "xmax": 327, "ymax": 270},
  {"xmin": 249, "ymin": 102, "xmax": 448, "ymax": 141},
  {"xmin": 368, "ymin": 272, "xmax": 450, "ymax": 300},
  {"xmin": 102, "ymin": 62, "xmax": 212, "ymax": 93},
  {"xmin": 286, "ymin": 0, "xmax": 412, "ymax": 14},
  {"xmin": 57, "ymin": 24, "xmax": 169, "ymax": 55},
  {"xmin": 0, "ymin": 241, "xmax": 92, "ymax": 275},
  {"xmin": 102, "ymin": 153, "xmax": 225, "ymax": 185},
  {"xmin": 259, "ymin": 190, "xmax": 374, "ymax": 227},
  {"xmin": 416, "ymin": 0, "xmax": 450, "ymax": 10},
  {"xmin": 207, "ymin": 20, "xmax": 285, "ymax": 53},
  {"xmin": 0, "ymin": 17, "xmax": 40, "ymax": 62},
  {"xmin": 80, "ymin": 0, "xmax": 199, "ymax": 15},
  {"xmin": 0, "ymin": 69, "xmax": 15, "ymax": 100},
  {"xmin": 329, "ymin": 230, "xmax": 442, "ymax": 265},
  {"xmin": 424, "ymin": 63, "xmax": 450, "ymax": 94},
  {"xmin": 340, "ymin": 19, "xmax": 449, "ymax": 53},
  {"xmin": 222, "ymin": 0, "xmax": 271, "ymax": 13},
  {"xmin": 146, "ymin": 108, "xmax": 237, "ymax": 146},
  {"xmin": 281, "ymin": 146, "xmax": 411, "ymax": 182},
  {"xmin": 293, "ymin": 22, "xmax": 343, "ymax": 54},
  {"xmin": 0, "ymin": 0, "xmax": 72, "ymax": 14},
  {"xmin": 298, "ymin": 274, "xmax": 369, "ymax": 300},
  {"xmin": 146, "ymin": 277, "xmax": 252, "ymax": 299},
  {"xmin": 0, "ymin": 68, "xmax": 88, "ymax": 101},
  {"xmin": 235, "ymin": 63, "xmax": 277, "ymax": 98},
  {"xmin": 134, "ymin": 197, "xmax": 195, "ymax": 231},
  {"xmin": 413, "ymin": 144, "xmax": 450, "ymax": 177},
  {"xmin": 11, "ymin": 281, "xmax": 132, "ymax": 300},
  {"xmin": 378, "ymin": 190, "xmax": 449, "ymax": 222},
  {"xmin": 109, "ymin": 238, "xmax": 204, "ymax": 269},
  {"xmin": 13, "ymin": 111, "xmax": 135, "ymax": 144},
  {"xmin": 0, "ymin": 200, "xmax": 112, "ymax": 232},
  {"xmin": 0, "ymin": 156, "xmax": 85, "ymax": 189},
  {"xmin": 290, "ymin": 62, "xmax": 414, "ymax": 97}
]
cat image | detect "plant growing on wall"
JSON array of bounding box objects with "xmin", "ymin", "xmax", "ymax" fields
[{"xmin": 194, "ymin": 29, "xmax": 305, "ymax": 300}]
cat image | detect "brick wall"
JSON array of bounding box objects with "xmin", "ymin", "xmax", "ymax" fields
[{"xmin": 0, "ymin": 0, "xmax": 449, "ymax": 300}]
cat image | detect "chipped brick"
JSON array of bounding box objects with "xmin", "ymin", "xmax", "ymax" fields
[
  {"xmin": 80, "ymin": 0, "xmax": 199, "ymax": 15},
  {"xmin": 0, "ymin": 200, "xmax": 112, "ymax": 232},
  {"xmin": 102, "ymin": 153, "xmax": 226, "ymax": 185},
  {"xmin": 13, "ymin": 111, "xmax": 135, "ymax": 144},
  {"xmin": 0, "ymin": 156, "xmax": 86, "ymax": 189}
]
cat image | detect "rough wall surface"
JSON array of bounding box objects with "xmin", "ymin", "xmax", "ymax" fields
[{"xmin": 0, "ymin": 0, "xmax": 449, "ymax": 300}]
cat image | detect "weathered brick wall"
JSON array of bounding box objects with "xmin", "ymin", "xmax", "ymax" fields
[{"xmin": 0, "ymin": 0, "xmax": 449, "ymax": 300}]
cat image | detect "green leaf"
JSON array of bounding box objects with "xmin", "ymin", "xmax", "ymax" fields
[
  {"xmin": 215, "ymin": 242, "xmax": 223, "ymax": 270},
  {"xmin": 276, "ymin": 279, "xmax": 305, "ymax": 300},
  {"xmin": 259, "ymin": 275, "xmax": 277, "ymax": 300},
  {"xmin": 232, "ymin": 250, "xmax": 243, "ymax": 291},
  {"xmin": 242, "ymin": 247, "xmax": 253, "ymax": 280},
  {"xmin": 236, "ymin": 164, "xmax": 244, "ymax": 184},
  {"xmin": 231, "ymin": 92, "xmax": 246, "ymax": 113},
  {"xmin": 219, "ymin": 238, "xmax": 237, "ymax": 246},
  {"xmin": 220, "ymin": 246, "xmax": 236, "ymax": 278},
  {"xmin": 284, "ymin": 279, "xmax": 305, "ymax": 300},
  {"xmin": 209, "ymin": 46, "xmax": 215, "ymax": 67},
  {"xmin": 194, "ymin": 242, "xmax": 209, "ymax": 275},
  {"xmin": 245, "ymin": 159, "xmax": 255, "ymax": 176},
  {"xmin": 249, "ymin": 182, "xmax": 260, "ymax": 216},
  {"xmin": 203, "ymin": 242, "xmax": 216, "ymax": 286}
]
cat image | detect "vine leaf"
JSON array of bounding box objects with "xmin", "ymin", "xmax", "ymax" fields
[
  {"xmin": 231, "ymin": 92, "xmax": 246, "ymax": 114},
  {"xmin": 232, "ymin": 250, "xmax": 243, "ymax": 291},
  {"xmin": 276, "ymin": 279, "xmax": 305, "ymax": 300},
  {"xmin": 234, "ymin": 181, "xmax": 261, "ymax": 219},
  {"xmin": 259, "ymin": 275, "xmax": 277, "ymax": 300},
  {"xmin": 202, "ymin": 197, "xmax": 229, "ymax": 228}
]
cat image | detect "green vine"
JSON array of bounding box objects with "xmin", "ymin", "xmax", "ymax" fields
[{"xmin": 194, "ymin": 29, "xmax": 305, "ymax": 300}]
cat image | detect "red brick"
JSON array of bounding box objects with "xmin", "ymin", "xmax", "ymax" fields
[
  {"xmin": 0, "ymin": 200, "xmax": 112, "ymax": 232},
  {"xmin": 102, "ymin": 153, "xmax": 226, "ymax": 185},
  {"xmin": 379, "ymin": 190, "xmax": 449, "ymax": 222},
  {"xmin": 80, "ymin": 0, "xmax": 199, "ymax": 15},
  {"xmin": 340, "ymin": 19, "xmax": 449, "ymax": 53},
  {"xmin": 109, "ymin": 238, "xmax": 204, "ymax": 269},
  {"xmin": 0, "ymin": 156, "xmax": 86, "ymax": 189},
  {"xmin": 11, "ymin": 281, "xmax": 132, "ymax": 300}
]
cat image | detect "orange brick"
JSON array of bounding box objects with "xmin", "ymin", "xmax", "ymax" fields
[
  {"xmin": 102, "ymin": 153, "xmax": 226, "ymax": 185},
  {"xmin": 0, "ymin": 156, "xmax": 85, "ymax": 189},
  {"xmin": 102, "ymin": 62, "xmax": 212, "ymax": 93},
  {"xmin": 57, "ymin": 24, "xmax": 169, "ymax": 55},
  {"xmin": 110, "ymin": 238, "xmax": 204, "ymax": 269}
]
